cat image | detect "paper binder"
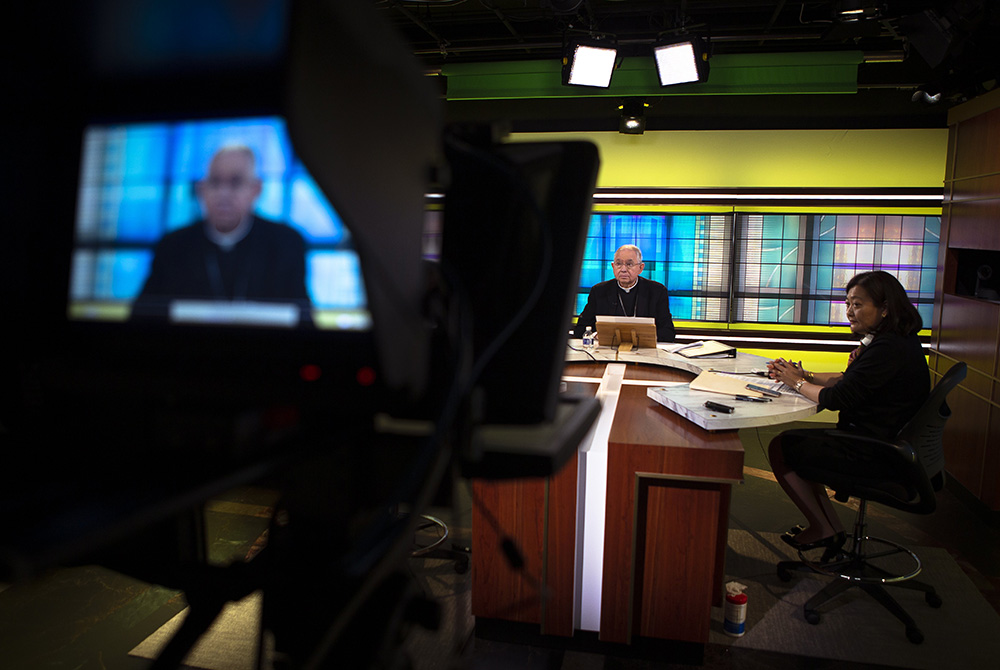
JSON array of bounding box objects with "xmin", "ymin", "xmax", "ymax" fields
[{"xmin": 675, "ymin": 340, "xmax": 736, "ymax": 358}]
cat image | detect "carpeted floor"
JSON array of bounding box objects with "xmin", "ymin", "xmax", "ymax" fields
[
  {"xmin": 9, "ymin": 418, "xmax": 997, "ymax": 669},
  {"xmin": 129, "ymin": 592, "xmax": 261, "ymax": 670},
  {"xmin": 711, "ymin": 529, "xmax": 1000, "ymax": 670},
  {"xmin": 129, "ymin": 525, "xmax": 1000, "ymax": 670}
]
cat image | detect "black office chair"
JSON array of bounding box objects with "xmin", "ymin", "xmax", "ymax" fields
[{"xmin": 777, "ymin": 361, "xmax": 967, "ymax": 644}]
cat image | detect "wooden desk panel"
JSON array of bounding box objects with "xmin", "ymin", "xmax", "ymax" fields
[
  {"xmin": 470, "ymin": 451, "xmax": 579, "ymax": 633},
  {"xmin": 471, "ymin": 477, "xmax": 545, "ymax": 625},
  {"xmin": 564, "ymin": 361, "xmax": 688, "ymax": 383},
  {"xmin": 471, "ymin": 376, "xmax": 593, "ymax": 633},
  {"xmin": 636, "ymin": 480, "xmax": 725, "ymax": 643},
  {"xmin": 609, "ymin": 385, "xmax": 745, "ymax": 481},
  {"xmin": 473, "ymin": 362, "xmax": 744, "ymax": 646},
  {"xmin": 542, "ymin": 450, "xmax": 579, "ymax": 636},
  {"xmin": 600, "ymin": 385, "xmax": 743, "ymax": 645}
]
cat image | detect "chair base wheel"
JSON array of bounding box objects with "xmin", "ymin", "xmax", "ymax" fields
[{"xmin": 805, "ymin": 610, "xmax": 821, "ymax": 625}]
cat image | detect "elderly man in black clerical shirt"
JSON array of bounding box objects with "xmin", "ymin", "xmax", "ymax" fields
[
  {"xmin": 573, "ymin": 244, "xmax": 676, "ymax": 342},
  {"xmin": 131, "ymin": 145, "xmax": 312, "ymax": 324}
]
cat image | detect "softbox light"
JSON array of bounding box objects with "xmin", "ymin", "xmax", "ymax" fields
[
  {"xmin": 653, "ymin": 37, "xmax": 709, "ymax": 87},
  {"xmin": 563, "ymin": 41, "xmax": 618, "ymax": 88}
]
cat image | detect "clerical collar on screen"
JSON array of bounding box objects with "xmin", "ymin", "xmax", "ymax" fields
[
  {"xmin": 206, "ymin": 216, "xmax": 253, "ymax": 250},
  {"xmin": 617, "ymin": 279, "xmax": 637, "ymax": 292}
]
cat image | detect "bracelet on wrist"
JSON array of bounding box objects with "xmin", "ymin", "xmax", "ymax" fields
[{"xmin": 794, "ymin": 379, "xmax": 806, "ymax": 392}]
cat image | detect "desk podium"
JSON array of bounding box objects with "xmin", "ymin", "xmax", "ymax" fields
[{"xmin": 471, "ymin": 347, "xmax": 816, "ymax": 648}]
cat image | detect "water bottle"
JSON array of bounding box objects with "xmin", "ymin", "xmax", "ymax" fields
[{"xmin": 582, "ymin": 326, "xmax": 595, "ymax": 351}]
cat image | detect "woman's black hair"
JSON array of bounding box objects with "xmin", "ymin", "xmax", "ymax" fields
[{"xmin": 846, "ymin": 270, "xmax": 923, "ymax": 336}]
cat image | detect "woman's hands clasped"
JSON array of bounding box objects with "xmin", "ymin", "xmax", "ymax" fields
[{"xmin": 767, "ymin": 357, "xmax": 807, "ymax": 389}]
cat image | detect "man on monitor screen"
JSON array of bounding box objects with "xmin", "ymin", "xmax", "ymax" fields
[
  {"xmin": 573, "ymin": 244, "xmax": 675, "ymax": 342},
  {"xmin": 131, "ymin": 145, "xmax": 312, "ymax": 325}
]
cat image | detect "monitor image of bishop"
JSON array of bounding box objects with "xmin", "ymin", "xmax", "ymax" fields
[{"xmin": 131, "ymin": 144, "xmax": 313, "ymax": 325}]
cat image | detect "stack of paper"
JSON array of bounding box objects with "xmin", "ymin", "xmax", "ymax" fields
[{"xmin": 689, "ymin": 370, "xmax": 767, "ymax": 397}]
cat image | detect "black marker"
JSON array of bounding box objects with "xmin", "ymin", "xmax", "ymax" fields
[{"xmin": 704, "ymin": 400, "xmax": 734, "ymax": 414}]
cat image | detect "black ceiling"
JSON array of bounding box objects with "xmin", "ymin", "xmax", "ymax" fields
[{"xmin": 375, "ymin": 0, "xmax": 1000, "ymax": 130}]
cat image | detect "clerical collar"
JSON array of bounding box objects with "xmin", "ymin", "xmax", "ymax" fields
[
  {"xmin": 617, "ymin": 279, "xmax": 638, "ymax": 293},
  {"xmin": 206, "ymin": 216, "xmax": 253, "ymax": 250}
]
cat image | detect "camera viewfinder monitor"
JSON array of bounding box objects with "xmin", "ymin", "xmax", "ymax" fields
[
  {"xmin": 59, "ymin": 115, "xmax": 378, "ymax": 422},
  {"xmin": 70, "ymin": 116, "xmax": 369, "ymax": 332}
]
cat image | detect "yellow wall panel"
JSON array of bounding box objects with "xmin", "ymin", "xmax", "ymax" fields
[{"xmin": 511, "ymin": 129, "xmax": 948, "ymax": 190}]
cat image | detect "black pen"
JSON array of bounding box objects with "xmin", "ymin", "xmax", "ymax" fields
[{"xmin": 734, "ymin": 395, "xmax": 771, "ymax": 403}]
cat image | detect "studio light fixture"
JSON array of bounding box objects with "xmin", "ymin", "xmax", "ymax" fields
[
  {"xmin": 618, "ymin": 99, "xmax": 648, "ymax": 135},
  {"xmin": 653, "ymin": 37, "xmax": 709, "ymax": 87},
  {"xmin": 834, "ymin": 0, "xmax": 880, "ymax": 21},
  {"xmin": 563, "ymin": 39, "xmax": 618, "ymax": 88}
]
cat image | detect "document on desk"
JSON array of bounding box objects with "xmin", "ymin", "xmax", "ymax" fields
[
  {"xmin": 689, "ymin": 370, "xmax": 768, "ymax": 398},
  {"xmin": 671, "ymin": 340, "xmax": 736, "ymax": 358}
]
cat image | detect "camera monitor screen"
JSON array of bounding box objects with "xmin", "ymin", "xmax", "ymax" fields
[{"xmin": 68, "ymin": 116, "xmax": 370, "ymax": 331}]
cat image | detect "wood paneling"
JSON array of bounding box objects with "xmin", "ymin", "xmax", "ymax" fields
[
  {"xmin": 951, "ymin": 107, "xmax": 1000, "ymax": 178},
  {"xmin": 542, "ymin": 451, "xmax": 578, "ymax": 636},
  {"xmin": 939, "ymin": 94, "xmax": 1000, "ymax": 511},
  {"xmin": 607, "ymin": 386, "xmax": 745, "ymax": 482},
  {"xmin": 986, "ymin": 397, "xmax": 1000, "ymax": 509},
  {"xmin": 470, "ymin": 448, "xmax": 579, "ymax": 632},
  {"xmin": 937, "ymin": 294, "xmax": 1000, "ymax": 399},
  {"xmin": 932, "ymin": 94, "xmax": 1000, "ymax": 510},
  {"xmin": 948, "ymin": 172, "xmax": 1000, "ymax": 203},
  {"xmin": 474, "ymin": 364, "xmax": 744, "ymax": 646},
  {"xmin": 634, "ymin": 479, "xmax": 722, "ymax": 643},
  {"xmin": 946, "ymin": 199, "xmax": 1000, "ymax": 250},
  {"xmin": 471, "ymin": 477, "xmax": 546, "ymax": 624},
  {"xmin": 943, "ymin": 386, "xmax": 991, "ymax": 501},
  {"xmin": 599, "ymin": 384, "xmax": 743, "ymax": 645},
  {"xmin": 563, "ymin": 361, "xmax": 697, "ymax": 384}
]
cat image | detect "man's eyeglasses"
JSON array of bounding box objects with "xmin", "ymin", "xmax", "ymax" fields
[
  {"xmin": 612, "ymin": 260, "xmax": 640, "ymax": 269},
  {"xmin": 203, "ymin": 177, "xmax": 255, "ymax": 191}
]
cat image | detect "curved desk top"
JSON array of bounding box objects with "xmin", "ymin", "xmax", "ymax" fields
[{"xmin": 564, "ymin": 343, "xmax": 818, "ymax": 431}]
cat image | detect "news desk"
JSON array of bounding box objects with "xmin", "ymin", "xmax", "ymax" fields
[{"xmin": 471, "ymin": 345, "xmax": 818, "ymax": 647}]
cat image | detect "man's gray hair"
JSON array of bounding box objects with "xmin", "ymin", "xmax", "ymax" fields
[
  {"xmin": 616, "ymin": 244, "xmax": 643, "ymax": 263},
  {"xmin": 209, "ymin": 143, "xmax": 260, "ymax": 178}
]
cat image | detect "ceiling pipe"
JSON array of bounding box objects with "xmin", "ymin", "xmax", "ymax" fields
[
  {"xmin": 390, "ymin": 2, "xmax": 450, "ymax": 52},
  {"xmin": 756, "ymin": 0, "xmax": 788, "ymax": 47},
  {"xmin": 484, "ymin": 3, "xmax": 525, "ymax": 44},
  {"xmin": 410, "ymin": 32, "xmax": 829, "ymax": 57}
]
